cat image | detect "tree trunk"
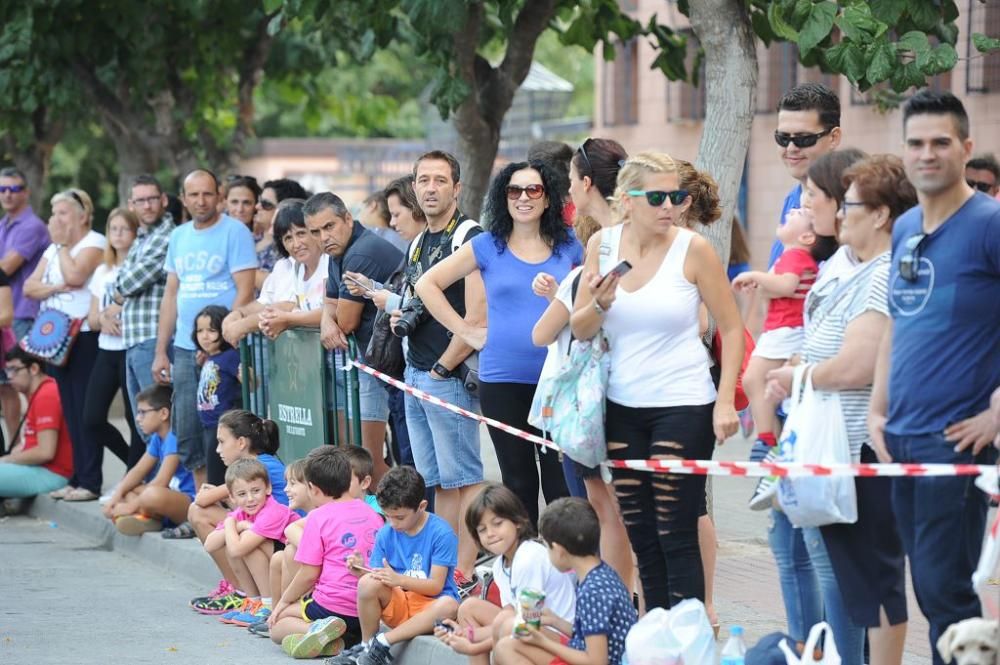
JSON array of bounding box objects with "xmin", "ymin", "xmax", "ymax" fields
[
  {"xmin": 3, "ymin": 106, "xmax": 65, "ymax": 212},
  {"xmin": 688, "ymin": 0, "xmax": 758, "ymax": 264},
  {"xmin": 454, "ymin": 104, "xmax": 501, "ymax": 221}
]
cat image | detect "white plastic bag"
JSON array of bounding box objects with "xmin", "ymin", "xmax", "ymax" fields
[
  {"xmin": 624, "ymin": 599, "xmax": 714, "ymax": 665},
  {"xmin": 777, "ymin": 365, "xmax": 857, "ymax": 528},
  {"xmin": 778, "ymin": 622, "xmax": 841, "ymax": 665}
]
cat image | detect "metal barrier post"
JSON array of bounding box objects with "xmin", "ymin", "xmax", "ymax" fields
[
  {"xmin": 239, "ymin": 338, "xmax": 252, "ymax": 409},
  {"xmin": 346, "ymin": 336, "xmax": 363, "ymax": 447},
  {"xmin": 327, "ymin": 349, "xmax": 341, "ymax": 446}
]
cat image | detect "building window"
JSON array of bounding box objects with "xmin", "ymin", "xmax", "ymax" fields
[
  {"xmin": 967, "ymin": 0, "xmax": 1000, "ymax": 93},
  {"xmin": 757, "ymin": 42, "xmax": 799, "ymax": 113},
  {"xmin": 668, "ymin": 31, "xmax": 706, "ymax": 121},
  {"xmin": 603, "ymin": 38, "xmax": 640, "ymax": 126}
]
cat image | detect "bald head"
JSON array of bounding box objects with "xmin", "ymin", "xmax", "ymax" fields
[{"xmin": 183, "ymin": 169, "xmax": 222, "ymax": 226}]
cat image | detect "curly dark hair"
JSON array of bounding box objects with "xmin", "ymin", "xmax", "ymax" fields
[{"xmin": 482, "ymin": 160, "xmax": 572, "ymax": 255}]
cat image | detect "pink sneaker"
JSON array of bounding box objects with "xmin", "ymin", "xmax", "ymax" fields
[{"xmin": 189, "ymin": 579, "xmax": 234, "ymax": 610}]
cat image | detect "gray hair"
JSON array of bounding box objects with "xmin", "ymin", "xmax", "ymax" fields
[
  {"xmin": 303, "ymin": 192, "xmax": 349, "ymax": 219},
  {"xmin": 0, "ymin": 167, "xmax": 27, "ymax": 184}
]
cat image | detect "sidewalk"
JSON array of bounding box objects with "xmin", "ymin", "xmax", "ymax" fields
[{"xmin": 34, "ymin": 419, "xmax": 935, "ymax": 664}]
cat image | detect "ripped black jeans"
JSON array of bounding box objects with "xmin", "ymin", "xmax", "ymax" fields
[{"xmin": 606, "ymin": 400, "xmax": 715, "ymax": 610}]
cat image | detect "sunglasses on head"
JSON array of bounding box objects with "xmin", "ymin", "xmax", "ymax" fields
[
  {"xmin": 506, "ymin": 184, "xmax": 545, "ymax": 200},
  {"xmin": 898, "ymin": 232, "xmax": 927, "ymax": 282},
  {"xmin": 627, "ymin": 189, "xmax": 689, "ymax": 207},
  {"xmin": 0, "ymin": 184, "xmax": 26, "ymax": 194},
  {"xmin": 577, "ymin": 138, "xmax": 594, "ymax": 175},
  {"xmin": 967, "ymin": 179, "xmax": 994, "ymax": 193},
  {"xmin": 774, "ymin": 127, "xmax": 835, "ymax": 149}
]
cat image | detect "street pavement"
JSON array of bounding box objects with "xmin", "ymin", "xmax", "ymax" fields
[{"xmin": 0, "ymin": 421, "xmax": 945, "ymax": 664}]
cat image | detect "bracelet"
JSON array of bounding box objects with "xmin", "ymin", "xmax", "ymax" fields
[{"xmin": 592, "ymin": 299, "xmax": 606, "ymax": 316}]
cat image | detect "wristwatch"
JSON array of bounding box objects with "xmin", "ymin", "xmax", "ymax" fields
[{"xmin": 432, "ymin": 362, "xmax": 453, "ymax": 379}]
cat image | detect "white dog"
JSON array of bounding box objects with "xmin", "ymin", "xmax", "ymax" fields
[{"xmin": 937, "ymin": 618, "xmax": 999, "ymax": 665}]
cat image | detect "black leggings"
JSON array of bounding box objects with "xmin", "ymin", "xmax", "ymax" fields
[
  {"xmin": 78, "ymin": 348, "xmax": 145, "ymax": 493},
  {"xmin": 606, "ymin": 400, "xmax": 715, "ymax": 610},
  {"xmin": 479, "ymin": 381, "xmax": 568, "ymax": 526},
  {"xmin": 49, "ymin": 332, "xmax": 99, "ymax": 492}
]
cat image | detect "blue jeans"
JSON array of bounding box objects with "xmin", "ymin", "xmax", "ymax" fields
[
  {"xmin": 803, "ymin": 527, "xmax": 865, "ymax": 665},
  {"xmin": 403, "ymin": 366, "xmax": 483, "ymax": 489},
  {"xmin": 172, "ymin": 347, "xmax": 205, "ymax": 471},
  {"xmin": 886, "ymin": 431, "xmax": 992, "ymax": 665},
  {"xmin": 12, "ymin": 318, "xmax": 33, "ymax": 341},
  {"xmin": 125, "ymin": 338, "xmax": 158, "ymax": 441},
  {"xmin": 0, "ymin": 464, "xmax": 68, "ymax": 498},
  {"xmin": 768, "ymin": 509, "xmax": 823, "ymax": 642}
]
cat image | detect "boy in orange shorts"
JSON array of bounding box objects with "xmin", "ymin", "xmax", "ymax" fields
[{"xmin": 340, "ymin": 466, "xmax": 459, "ymax": 665}]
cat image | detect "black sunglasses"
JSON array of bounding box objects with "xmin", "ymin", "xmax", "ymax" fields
[
  {"xmin": 506, "ymin": 184, "xmax": 545, "ymax": 200},
  {"xmin": 967, "ymin": 179, "xmax": 994, "ymax": 193},
  {"xmin": 898, "ymin": 232, "xmax": 927, "ymax": 282},
  {"xmin": 577, "ymin": 138, "xmax": 594, "ymax": 175},
  {"xmin": 774, "ymin": 127, "xmax": 835, "ymax": 149},
  {"xmin": 627, "ymin": 189, "xmax": 689, "ymax": 206}
]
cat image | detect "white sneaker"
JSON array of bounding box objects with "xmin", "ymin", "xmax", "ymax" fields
[{"xmin": 748, "ymin": 447, "xmax": 780, "ymax": 511}]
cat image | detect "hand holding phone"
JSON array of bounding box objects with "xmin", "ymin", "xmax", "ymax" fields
[
  {"xmin": 343, "ymin": 273, "xmax": 375, "ymax": 296},
  {"xmin": 600, "ymin": 260, "xmax": 632, "ymax": 285}
]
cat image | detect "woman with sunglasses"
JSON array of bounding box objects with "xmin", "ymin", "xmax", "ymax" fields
[
  {"xmin": 570, "ymin": 152, "xmax": 742, "ymax": 610},
  {"xmin": 254, "ymin": 179, "xmax": 309, "ymax": 291},
  {"xmin": 23, "ymin": 188, "xmax": 106, "ymax": 502},
  {"xmin": 764, "ymin": 155, "xmax": 915, "ymax": 665},
  {"xmin": 416, "ymin": 160, "xmax": 582, "ymax": 525}
]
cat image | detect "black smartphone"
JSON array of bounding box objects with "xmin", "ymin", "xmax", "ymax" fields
[
  {"xmin": 599, "ymin": 260, "xmax": 632, "ymax": 285},
  {"xmin": 434, "ymin": 619, "xmax": 454, "ymax": 632}
]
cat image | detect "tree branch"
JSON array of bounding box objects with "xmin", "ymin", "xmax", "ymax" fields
[{"xmin": 230, "ymin": 12, "xmax": 277, "ymax": 161}]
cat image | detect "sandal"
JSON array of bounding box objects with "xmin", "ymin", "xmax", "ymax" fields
[
  {"xmin": 49, "ymin": 485, "xmax": 75, "ymax": 500},
  {"xmin": 161, "ymin": 522, "xmax": 197, "ymax": 539},
  {"xmin": 63, "ymin": 487, "xmax": 99, "ymax": 502}
]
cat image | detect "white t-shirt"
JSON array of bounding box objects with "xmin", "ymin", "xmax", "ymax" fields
[
  {"xmin": 88, "ymin": 263, "xmax": 125, "ymax": 351},
  {"xmin": 491, "ymin": 540, "xmax": 577, "ymax": 621},
  {"xmin": 257, "ymin": 254, "xmax": 328, "ymax": 311},
  {"xmin": 537, "ymin": 266, "xmax": 582, "ymax": 383},
  {"xmin": 41, "ymin": 231, "xmax": 107, "ymax": 331}
]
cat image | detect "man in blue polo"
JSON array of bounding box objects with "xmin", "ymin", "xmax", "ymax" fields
[{"xmin": 869, "ymin": 90, "xmax": 1000, "ymax": 664}]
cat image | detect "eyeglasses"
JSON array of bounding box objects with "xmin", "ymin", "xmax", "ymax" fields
[
  {"xmin": 774, "ymin": 127, "xmax": 835, "ymax": 149},
  {"xmin": 839, "ymin": 200, "xmax": 867, "ymax": 214},
  {"xmin": 4, "ymin": 365, "xmax": 27, "ymax": 378},
  {"xmin": 577, "ymin": 138, "xmax": 594, "ymax": 175},
  {"xmin": 0, "ymin": 185, "xmax": 26, "ymax": 194},
  {"xmin": 898, "ymin": 232, "xmax": 927, "ymax": 282},
  {"xmin": 135, "ymin": 407, "xmax": 161, "ymax": 418},
  {"xmin": 259, "ymin": 199, "xmax": 277, "ymax": 211},
  {"xmin": 627, "ymin": 189, "xmax": 689, "ymax": 206},
  {"xmin": 506, "ymin": 184, "xmax": 546, "ymax": 200},
  {"xmin": 130, "ymin": 195, "xmax": 162, "ymax": 207},
  {"xmin": 967, "ymin": 179, "xmax": 994, "ymax": 193}
]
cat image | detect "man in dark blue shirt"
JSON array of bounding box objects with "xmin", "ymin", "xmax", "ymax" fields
[
  {"xmin": 304, "ymin": 192, "xmax": 402, "ymax": 485},
  {"xmin": 870, "ymin": 90, "xmax": 1000, "ymax": 663}
]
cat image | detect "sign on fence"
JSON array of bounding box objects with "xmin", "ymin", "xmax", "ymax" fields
[{"xmin": 267, "ymin": 329, "xmax": 327, "ymax": 461}]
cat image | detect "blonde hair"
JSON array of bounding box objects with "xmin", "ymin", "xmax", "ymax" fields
[
  {"xmin": 613, "ymin": 151, "xmax": 680, "ymax": 221},
  {"xmin": 50, "ymin": 188, "xmax": 94, "ymax": 224},
  {"xmin": 103, "ymin": 208, "xmax": 140, "ymax": 266},
  {"xmin": 572, "ymin": 214, "xmax": 602, "ymax": 247}
]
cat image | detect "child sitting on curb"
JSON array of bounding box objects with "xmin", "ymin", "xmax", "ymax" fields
[{"xmin": 101, "ymin": 384, "xmax": 195, "ymax": 535}]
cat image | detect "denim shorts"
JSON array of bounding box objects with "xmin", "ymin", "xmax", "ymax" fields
[
  {"xmin": 403, "ymin": 365, "xmax": 483, "ymax": 489},
  {"xmin": 330, "ymin": 353, "xmax": 390, "ymax": 423}
]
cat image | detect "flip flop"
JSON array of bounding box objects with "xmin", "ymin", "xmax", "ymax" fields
[{"xmin": 161, "ymin": 522, "xmax": 197, "ymax": 539}]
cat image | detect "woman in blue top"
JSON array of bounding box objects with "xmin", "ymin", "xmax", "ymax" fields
[{"xmin": 417, "ymin": 160, "xmax": 583, "ymax": 524}]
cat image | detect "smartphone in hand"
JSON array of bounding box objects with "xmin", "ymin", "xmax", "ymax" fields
[
  {"xmin": 343, "ymin": 273, "xmax": 375, "ymax": 296},
  {"xmin": 599, "ymin": 260, "xmax": 632, "ymax": 286}
]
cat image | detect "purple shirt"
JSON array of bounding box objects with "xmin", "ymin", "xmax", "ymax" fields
[{"xmin": 0, "ymin": 206, "xmax": 49, "ymax": 319}]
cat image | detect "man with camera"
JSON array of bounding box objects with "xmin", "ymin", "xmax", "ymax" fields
[
  {"xmin": 390, "ymin": 150, "xmax": 486, "ymax": 595},
  {"xmin": 307, "ymin": 192, "xmax": 402, "ymax": 485}
]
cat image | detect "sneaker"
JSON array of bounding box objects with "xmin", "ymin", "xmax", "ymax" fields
[
  {"xmin": 114, "ymin": 513, "xmax": 163, "ymax": 536},
  {"xmin": 193, "ymin": 591, "xmax": 245, "ymax": 616},
  {"xmin": 748, "ymin": 446, "xmax": 780, "ymax": 512},
  {"xmin": 248, "ymin": 620, "xmax": 270, "ymax": 638},
  {"xmin": 189, "ymin": 579, "xmax": 234, "ymax": 610},
  {"xmin": 325, "ymin": 642, "xmax": 367, "ymax": 665},
  {"xmin": 454, "ymin": 570, "xmax": 481, "ymax": 599},
  {"xmin": 357, "ymin": 639, "xmax": 393, "ymax": 665},
  {"xmin": 224, "ymin": 600, "xmax": 270, "ymax": 627},
  {"xmin": 220, "ymin": 597, "xmax": 260, "ymax": 624},
  {"xmin": 322, "ymin": 638, "xmax": 346, "ymax": 657},
  {"xmin": 282, "ymin": 616, "xmax": 348, "ymax": 659}
]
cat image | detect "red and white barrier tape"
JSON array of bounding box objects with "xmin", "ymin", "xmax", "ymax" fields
[{"xmin": 349, "ymin": 360, "xmax": 999, "ymax": 480}]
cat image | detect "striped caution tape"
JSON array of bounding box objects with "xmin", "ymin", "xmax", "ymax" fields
[{"xmin": 349, "ymin": 359, "xmax": 998, "ymax": 480}]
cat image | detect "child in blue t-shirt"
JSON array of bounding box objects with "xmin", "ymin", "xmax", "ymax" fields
[
  {"xmin": 194, "ymin": 304, "xmax": 242, "ymax": 443},
  {"xmin": 102, "ymin": 384, "xmax": 195, "ymax": 535},
  {"xmin": 494, "ymin": 498, "xmax": 637, "ymax": 665},
  {"xmin": 346, "ymin": 466, "xmax": 459, "ymax": 665}
]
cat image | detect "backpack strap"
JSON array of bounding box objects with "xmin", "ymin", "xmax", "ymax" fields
[
  {"xmin": 451, "ymin": 218, "xmax": 480, "ymax": 253},
  {"xmin": 598, "ymin": 224, "xmax": 624, "ymax": 276}
]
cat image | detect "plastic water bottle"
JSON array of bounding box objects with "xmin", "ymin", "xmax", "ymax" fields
[{"xmin": 720, "ymin": 625, "xmax": 747, "ymax": 665}]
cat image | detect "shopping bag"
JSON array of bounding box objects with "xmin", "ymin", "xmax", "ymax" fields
[
  {"xmin": 776, "ymin": 365, "xmax": 857, "ymax": 528},
  {"xmin": 624, "ymin": 599, "xmax": 715, "ymax": 665},
  {"xmin": 528, "ymin": 332, "xmax": 609, "ymax": 468},
  {"xmin": 777, "ymin": 622, "xmax": 841, "ymax": 665}
]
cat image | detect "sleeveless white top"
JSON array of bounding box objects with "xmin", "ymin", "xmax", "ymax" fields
[{"xmin": 602, "ymin": 226, "xmax": 717, "ymax": 408}]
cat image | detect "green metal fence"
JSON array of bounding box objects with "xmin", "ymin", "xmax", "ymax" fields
[{"xmin": 239, "ymin": 330, "xmax": 363, "ymax": 462}]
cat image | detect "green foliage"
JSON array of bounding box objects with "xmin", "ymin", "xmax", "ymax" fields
[{"xmin": 748, "ymin": 0, "xmax": 966, "ymax": 93}]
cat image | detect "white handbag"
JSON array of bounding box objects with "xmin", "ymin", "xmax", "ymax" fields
[{"xmin": 776, "ymin": 364, "xmax": 858, "ymax": 528}]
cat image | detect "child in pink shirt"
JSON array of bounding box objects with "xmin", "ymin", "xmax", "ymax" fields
[
  {"xmin": 269, "ymin": 447, "xmax": 383, "ymax": 658},
  {"xmin": 204, "ymin": 457, "xmax": 298, "ymax": 625}
]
